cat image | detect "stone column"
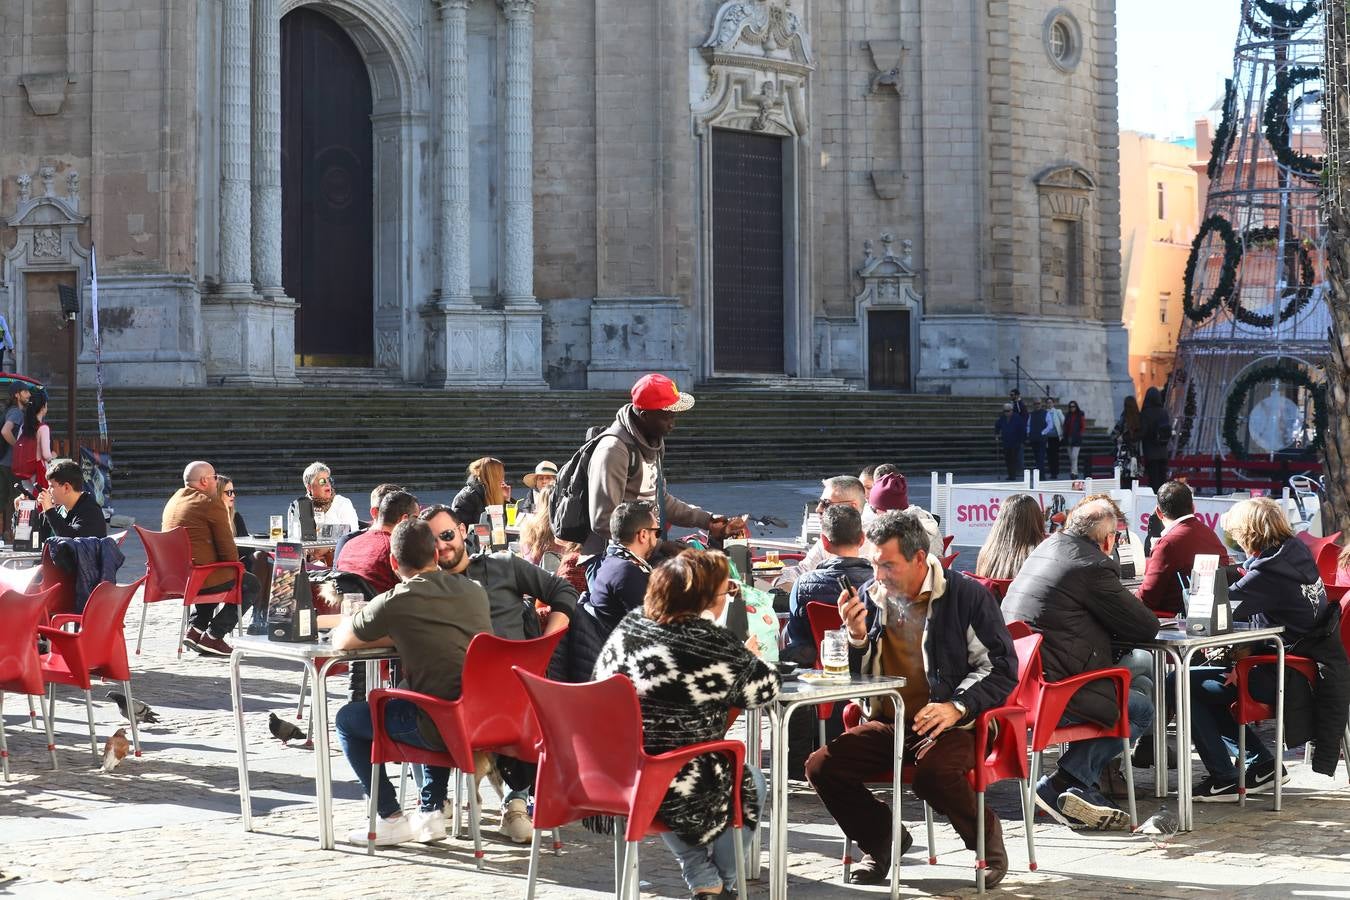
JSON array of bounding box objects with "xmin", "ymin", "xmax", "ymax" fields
[
  {"xmin": 251, "ymin": 0, "xmax": 284, "ymax": 295},
  {"xmin": 218, "ymin": 0, "xmax": 252, "ymax": 293},
  {"xmin": 439, "ymin": 0, "xmax": 472, "ymax": 306},
  {"xmin": 500, "ymin": 0, "xmax": 535, "ymax": 307}
]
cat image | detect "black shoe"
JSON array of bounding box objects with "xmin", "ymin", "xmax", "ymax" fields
[
  {"xmin": 1246, "ymin": 759, "xmax": 1289, "ymax": 793},
  {"xmin": 847, "ymin": 854, "xmax": 891, "ymax": 885},
  {"xmin": 1192, "ymin": 775, "xmax": 1240, "ymax": 802},
  {"xmin": 1131, "ymin": 740, "xmax": 1177, "ymax": 770},
  {"xmin": 246, "ymin": 621, "xmax": 268, "ymax": 636}
]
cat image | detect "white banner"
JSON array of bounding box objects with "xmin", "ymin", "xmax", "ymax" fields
[{"xmin": 948, "ymin": 486, "xmax": 1091, "ymax": 546}]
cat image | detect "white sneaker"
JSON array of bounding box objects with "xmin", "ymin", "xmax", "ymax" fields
[
  {"xmin": 347, "ymin": 813, "xmax": 415, "ymax": 847},
  {"xmin": 414, "ymin": 809, "xmax": 447, "ymax": 843},
  {"xmin": 500, "ymin": 798, "xmax": 533, "ymax": 844}
]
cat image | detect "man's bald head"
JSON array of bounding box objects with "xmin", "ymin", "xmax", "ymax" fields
[
  {"xmin": 183, "ymin": 460, "xmax": 215, "ymax": 487},
  {"xmin": 1064, "ymin": 495, "xmax": 1123, "ymax": 544}
]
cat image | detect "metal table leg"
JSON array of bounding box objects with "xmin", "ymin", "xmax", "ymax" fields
[
  {"xmin": 744, "ymin": 708, "xmax": 762, "ymax": 880},
  {"xmin": 888, "ymin": 692, "xmax": 904, "ymax": 900},
  {"xmin": 1176, "ymin": 648, "xmax": 1196, "ymax": 832},
  {"xmin": 1151, "ymin": 649, "xmax": 1167, "ymax": 799},
  {"xmin": 230, "ymin": 650, "xmax": 253, "ymax": 832},
  {"xmin": 314, "ymin": 656, "xmax": 341, "ymax": 850},
  {"xmin": 1273, "ymin": 637, "xmax": 1285, "ymax": 813}
]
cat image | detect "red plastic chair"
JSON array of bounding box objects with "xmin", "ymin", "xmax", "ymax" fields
[
  {"xmin": 0, "ymin": 587, "xmax": 61, "ymax": 779},
  {"xmin": 1006, "ymin": 620, "xmax": 1036, "ymax": 640},
  {"xmin": 942, "ymin": 552, "xmax": 961, "ymax": 568},
  {"xmin": 1231, "ymin": 596, "xmax": 1350, "ymax": 793},
  {"xmin": 134, "ymin": 525, "xmax": 245, "ymax": 656},
  {"xmin": 364, "ymin": 630, "xmax": 567, "ymax": 865},
  {"xmin": 968, "ymin": 574, "xmax": 1014, "ymax": 601},
  {"xmin": 836, "ymin": 633, "xmax": 1043, "ymax": 894},
  {"xmin": 943, "ymin": 535, "xmax": 955, "ymax": 553},
  {"xmin": 806, "ymin": 600, "xmax": 845, "ymax": 746},
  {"xmin": 515, "ymin": 669, "xmax": 748, "ymax": 900},
  {"xmin": 38, "ymin": 578, "xmax": 148, "ymax": 765},
  {"xmin": 1020, "ymin": 639, "xmax": 1138, "ymax": 828}
]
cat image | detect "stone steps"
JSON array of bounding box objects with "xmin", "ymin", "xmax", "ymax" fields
[{"xmin": 38, "ymin": 388, "xmax": 1114, "ymax": 496}]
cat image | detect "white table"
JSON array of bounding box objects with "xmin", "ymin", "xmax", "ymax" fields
[
  {"xmin": 234, "ymin": 536, "xmax": 337, "ymax": 553},
  {"xmin": 1134, "ymin": 622, "xmax": 1285, "ymax": 831},
  {"xmin": 747, "ymin": 673, "xmax": 907, "ymax": 900},
  {"xmin": 229, "ymin": 634, "xmax": 399, "ymax": 849},
  {"xmin": 0, "ymin": 549, "xmax": 42, "ymax": 569}
]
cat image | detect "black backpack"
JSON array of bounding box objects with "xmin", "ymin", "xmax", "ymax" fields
[{"xmin": 549, "ymin": 427, "xmax": 640, "ymax": 544}]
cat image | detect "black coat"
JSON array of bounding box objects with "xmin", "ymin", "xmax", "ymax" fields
[
  {"xmin": 451, "ymin": 481, "xmax": 489, "ymax": 528},
  {"xmin": 1002, "ymin": 531, "xmax": 1159, "ymax": 725},
  {"xmin": 1230, "ymin": 537, "xmax": 1323, "ymax": 641},
  {"xmin": 1282, "ymin": 600, "xmax": 1350, "ymax": 775}
]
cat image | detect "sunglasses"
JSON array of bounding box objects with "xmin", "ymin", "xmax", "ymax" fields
[
  {"xmin": 314, "ymin": 477, "xmax": 333, "ymax": 487},
  {"xmin": 436, "ymin": 529, "xmax": 460, "ymax": 543},
  {"xmin": 223, "ymin": 489, "xmax": 236, "ymax": 497},
  {"xmin": 816, "ymin": 498, "xmax": 834, "ymax": 510}
]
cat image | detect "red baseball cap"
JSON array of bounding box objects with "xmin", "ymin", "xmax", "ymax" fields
[{"xmin": 631, "ymin": 373, "xmax": 695, "ymax": 412}]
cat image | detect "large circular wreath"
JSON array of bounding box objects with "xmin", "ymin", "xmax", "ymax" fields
[
  {"xmin": 1222, "ymin": 359, "xmax": 1327, "ymax": 458},
  {"xmin": 1183, "ymin": 215, "xmax": 1242, "ymax": 322},
  {"xmin": 1263, "ymin": 65, "xmax": 1323, "ymax": 180},
  {"xmin": 1243, "ymin": 0, "xmax": 1319, "ymax": 37},
  {"xmin": 1207, "ymin": 79, "xmax": 1237, "ymax": 180},
  {"xmin": 1229, "ymin": 226, "xmax": 1317, "ymax": 327}
]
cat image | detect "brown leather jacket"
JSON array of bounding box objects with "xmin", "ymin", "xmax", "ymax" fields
[{"xmin": 162, "ymin": 487, "xmax": 238, "ymax": 589}]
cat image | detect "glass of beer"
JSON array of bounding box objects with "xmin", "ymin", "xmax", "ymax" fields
[
  {"xmin": 820, "ymin": 629, "xmax": 850, "ymax": 676},
  {"xmin": 767, "ymin": 549, "xmax": 780, "ymax": 566},
  {"xmin": 269, "ymin": 516, "xmax": 284, "ymax": 540},
  {"xmin": 506, "ymin": 502, "xmax": 518, "ymax": 527}
]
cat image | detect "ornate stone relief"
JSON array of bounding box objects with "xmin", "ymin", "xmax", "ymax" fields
[
  {"xmin": 855, "ymin": 234, "xmax": 921, "ymax": 309},
  {"xmin": 692, "ymin": 0, "xmax": 813, "ymax": 136},
  {"xmin": 865, "ymin": 40, "xmax": 902, "ymax": 94}
]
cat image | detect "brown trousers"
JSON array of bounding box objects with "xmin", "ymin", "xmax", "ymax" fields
[{"xmin": 805, "ymin": 720, "xmax": 1005, "ymax": 864}]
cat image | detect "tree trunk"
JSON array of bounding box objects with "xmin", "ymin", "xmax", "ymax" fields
[{"xmin": 1324, "ymin": 8, "xmax": 1350, "ymax": 539}]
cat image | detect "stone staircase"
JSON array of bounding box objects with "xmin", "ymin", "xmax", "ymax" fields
[{"xmin": 42, "ymin": 388, "xmax": 1114, "ymax": 497}]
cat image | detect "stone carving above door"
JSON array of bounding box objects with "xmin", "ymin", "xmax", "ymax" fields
[{"xmin": 692, "ymin": 0, "xmax": 814, "ymax": 136}]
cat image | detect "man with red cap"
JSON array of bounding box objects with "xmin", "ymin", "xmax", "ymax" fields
[
  {"xmin": 581, "ymin": 374, "xmax": 745, "ymax": 562},
  {"xmin": 869, "ymin": 471, "xmax": 944, "ymax": 559}
]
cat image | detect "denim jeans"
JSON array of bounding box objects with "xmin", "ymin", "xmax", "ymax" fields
[
  {"xmin": 659, "ymin": 766, "xmax": 766, "ymax": 893},
  {"xmin": 1169, "ymin": 664, "xmax": 1276, "ymax": 781},
  {"xmin": 1118, "ymin": 648, "xmax": 1155, "ymax": 700},
  {"xmin": 335, "ymin": 698, "xmax": 450, "ymax": 818},
  {"xmin": 1055, "ymin": 691, "xmax": 1154, "ymax": 789}
]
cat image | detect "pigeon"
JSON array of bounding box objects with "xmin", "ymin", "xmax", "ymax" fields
[
  {"xmin": 747, "ymin": 515, "xmax": 790, "ymax": 529},
  {"xmin": 106, "ymin": 690, "xmax": 159, "ymax": 724},
  {"xmin": 101, "ymin": 728, "xmax": 131, "ymax": 773},
  {"xmin": 1135, "ymin": 805, "xmax": 1180, "ymax": 847},
  {"xmin": 269, "ymin": 712, "xmax": 307, "ymax": 744}
]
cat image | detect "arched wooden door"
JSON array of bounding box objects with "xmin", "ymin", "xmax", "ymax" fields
[{"xmin": 281, "ymin": 8, "xmax": 373, "ymax": 367}]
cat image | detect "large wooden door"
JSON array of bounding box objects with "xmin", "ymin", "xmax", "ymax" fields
[
  {"xmin": 281, "ymin": 8, "xmax": 373, "ymax": 366},
  {"xmin": 868, "ymin": 310, "xmax": 911, "ymax": 391},
  {"xmin": 712, "ymin": 129, "xmax": 785, "ymax": 374}
]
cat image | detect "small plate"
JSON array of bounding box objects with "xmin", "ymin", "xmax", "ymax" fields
[{"xmin": 799, "ymin": 671, "xmax": 850, "ymax": 684}]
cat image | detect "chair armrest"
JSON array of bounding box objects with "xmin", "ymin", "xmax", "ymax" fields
[
  {"xmin": 49, "ymin": 614, "xmax": 82, "ymax": 631},
  {"xmin": 973, "ymin": 704, "xmax": 1029, "ymax": 790},
  {"xmin": 185, "ymin": 561, "xmax": 246, "ymax": 603},
  {"xmin": 975, "ymin": 704, "xmax": 1026, "ymax": 743},
  {"xmin": 634, "ymin": 738, "xmax": 749, "ymax": 839},
  {"xmin": 1034, "ymin": 666, "xmax": 1130, "ymax": 746},
  {"xmin": 1235, "ymin": 653, "xmax": 1317, "ymax": 684},
  {"xmin": 367, "ymin": 687, "xmax": 471, "ymax": 764},
  {"xmin": 37, "ymin": 625, "xmax": 86, "ymax": 673}
]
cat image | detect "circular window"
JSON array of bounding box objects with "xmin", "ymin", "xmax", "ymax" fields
[{"xmin": 1043, "ymin": 9, "xmax": 1082, "ymax": 73}]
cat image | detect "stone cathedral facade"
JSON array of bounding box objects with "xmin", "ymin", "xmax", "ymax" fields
[{"xmin": 0, "ymin": 0, "xmax": 1131, "ymax": 416}]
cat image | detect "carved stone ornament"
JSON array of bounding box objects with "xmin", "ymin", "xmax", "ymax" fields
[
  {"xmin": 33, "ymin": 227, "xmax": 61, "ymax": 258},
  {"xmin": 865, "ymin": 40, "xmax": 902, "ymax": 94},
  {"xmin": 19, "ymin": 73, "xmax": 70, "ymax": 116},
  {"xmin": 855, "ymin": 234, "xmax": 921, "ymax": 306},
  {"xmin": 693, "ymin": 0, "xmax": 813, "ymax": 136}
]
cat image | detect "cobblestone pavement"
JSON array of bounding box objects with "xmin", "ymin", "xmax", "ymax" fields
[{"xmin": 3, "ymin": 479, "xmax": 1350, "ymax": 898}]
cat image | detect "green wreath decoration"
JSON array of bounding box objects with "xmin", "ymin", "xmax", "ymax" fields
[
  {"xmin": 1175, "ymin": 381, "xmax": 1197, "ymax": 453},
  {"xmin": 1244, "ymin": 0, "xmax": 1319, "ymax": 37},
  {"xmin": 1222, "ymin": 358, "xmax": 1327, "ymax": 458},
  {"xmin": 1229, "ymin": 226, "xmax": 1317, "ymax": 328},
  {"xmin": 1207, "ymin": 79, "xmax": 1237, "ymax": 180},
  {"xmin": 1183, "ymin": 215, "xmax": 1242, "ymax": 323},
  {"xmin": 1263, "ymin": 65, "xmax": 1323, "ymax": 181}
]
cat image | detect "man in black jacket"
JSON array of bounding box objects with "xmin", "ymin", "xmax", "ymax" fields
[
  {"xmin": 1002, "ymin": 495, "xmax": 1158, "ymax": 829},
  {"xmin": 806, "ymin": 511, "xmax": 1017, "ymax": 888},
  {"xmin": 782, "ymin": 504, "xmax": 874, "ymax": 667},
  {"xmin": 38, "ymin": 458, "xmax": 107, "ymax": 539}
]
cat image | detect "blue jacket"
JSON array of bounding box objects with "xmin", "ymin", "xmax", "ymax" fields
[
  {"xmin": 993, "ymin": 412, "xmax": 1027, "ymax": 447},
  {"xmin": 783, "ymin": 555, "xmax": 874, "ymax": 667},
  {"xmin": 1027, "ymin": 408, "xmax": 1050, "ymax": 443},
  {"xmin": 852, "ymin": 561, "xmax": 1016, "ymax": 722},
  {"xmin": 49, "ymin": 536, "xmax": 125, "ymax": 614}
]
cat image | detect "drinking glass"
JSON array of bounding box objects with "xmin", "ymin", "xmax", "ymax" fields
[
  {"xmin": 767, "ymin": 549, "xmax": 781, "ymax": 566},
  {"xmin": 269, "ymin": 515, "xmax": 284, "ymax": 540},
  {"xmin": 341, "ymin": 592, "xmax": 367, "ymax": 618},
  {"xmin": 820, "ymin": 629, "xmax": 850, "ymax": 676},
  {"xmin": 506, "ymin": 502, "xmax": 518, "ymax": 527}
]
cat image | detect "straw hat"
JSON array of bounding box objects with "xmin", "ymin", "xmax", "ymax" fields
[{"xmin": 523, "ymin": 461, "xmax": 558, "ymax": 489}]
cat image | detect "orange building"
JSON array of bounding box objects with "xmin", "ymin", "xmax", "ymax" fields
[{"xmin": 1119, "ymin": 131, "xmax": 1201, "ymax": 398}]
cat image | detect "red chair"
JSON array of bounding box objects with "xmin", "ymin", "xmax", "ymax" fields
[
  {"xmin": 943, "ymin": 535, "xmax": 955, "ymax": 553},
  {"xmin": 134, "ymin": 525, "xmax": 245, "ymax": 656},
  {"xmin": 38, "ymin": 578, "xmax": 148, "ymax": 765},
  {"xmin": 942, "ymin": 552, "xmax": 961, "ymax": 568},
  {"xmin": 806, "ymin": 600, "xmax": 845, "ymax": 746},
  {"xmin": 837, "ymin": 633, "xmax": 1043, "ymax": 894},
  {"xmin": 364, "ymin": 630, "xmax": 567, "ymax": 865},
  {"xmin": 968, "ymin": 574, "xmax": 1013, "ymax": 601},
  {"xmin": 515, "ymin": 669, "xmax": 748, "ymax": 900},
  {"xmin": 0, "ymin": 587, "xmax": 61, "ymax": 779},
  {"xmin": 1020, "ymin": 640, "xmax": 1138, "ymax": 828},
  {"xmin": 1231, "ymin": 596, "xmax": 1350, "ymax": 794},
  {"xmin": 1006, "ymin": 620, "xmax": 1035, "ymax": 640}
]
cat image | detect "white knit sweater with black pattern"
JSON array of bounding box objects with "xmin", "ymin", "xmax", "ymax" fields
[{"xmin": 595, "ymin": 610, "xmax": 781, "ymax": 846}]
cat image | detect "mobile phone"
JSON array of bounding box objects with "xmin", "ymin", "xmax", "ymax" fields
[{"xmin": 837, "ymin": 575, "xmax": 857, "ymax": 599}]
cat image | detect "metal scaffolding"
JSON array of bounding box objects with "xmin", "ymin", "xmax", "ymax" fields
[{"xmin": 1167, "ymin": 0, "xmax": 1328, "ymax": 459}]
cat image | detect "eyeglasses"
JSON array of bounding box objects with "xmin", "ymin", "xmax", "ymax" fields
[
  {"xmin": 314, "ymin": 477, "xmax": 333, "ymax": 487},
  {"xmin": 223, "ymin": 489, "xmax": 236, "ymax": 497},
  {"xmin": 436, "ymin": 529, "xmax": 461, "ymax": 543},
  {"xmin": 816, "ymin": 498, "xmax": 834, "ymax": 510}
]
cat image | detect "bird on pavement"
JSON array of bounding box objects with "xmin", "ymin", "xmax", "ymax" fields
[
  {"xmin": 106, "ymin": 689, "xmax": 160, "ymax": 724},
  {"xmin": 1135, "ymin": 805, "xmax": 1180, "ymax": 847},
  {"xmin": 269, "ymin": 712, "xmax": 307, "ymax": 744},
  {"xmin": 101, "ymin": 728, "xmax": 131, "ymax": 773}
]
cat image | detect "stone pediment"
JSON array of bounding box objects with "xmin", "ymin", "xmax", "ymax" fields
[
  {"xmin": 857, "ymin": 233, "xmax": 916, "ymax": 280},
  {"xmin": 7, "ymin": 168, "xmax": 84, "ymax": 228},
  {"xmin": 1033, "ymin": 163, "xmax": 1096, "ymax": 192},
  {"xmin": 700, "ymin": 0, "xmax": 814, "ymax": 75}
]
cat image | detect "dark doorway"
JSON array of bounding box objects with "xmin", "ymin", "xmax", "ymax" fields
[
  {"xmin": 23, "ymin": 271, "xmax": 75, "ymax": 386},
  {"xmin": 868, "ymin": 310, "xmax": 911, "ymax": 391},
  {"xmin": 711, "ymin": 128, "xmax": 785, "ymax": 374},
  {"xmin": 281, "ymin": 8, "xmax": 373, "ymax": 367}
]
